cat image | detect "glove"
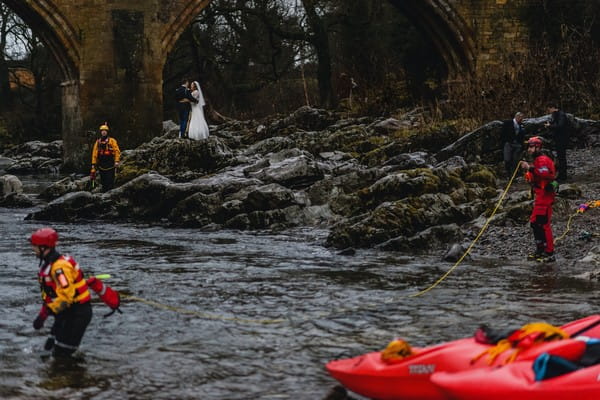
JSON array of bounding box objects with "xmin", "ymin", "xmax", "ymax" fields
[
  {"xmin": 33, "ymin": 305, "xmax": 50, "ymax": 330},
  {"xmin": 33, "ymin": 315, "xmax": 45, "ymax": 330},
  {"xmin": 524, "ymin": 171, "xmax": 533, "ymax": 183},
  {"xmin": 545, "ymin": 181, "xmax": 559, "ymax": 193}
]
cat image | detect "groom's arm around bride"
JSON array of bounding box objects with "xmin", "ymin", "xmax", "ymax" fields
[{"xmin": 175, "ymin": 78, "xmax": 199, "ymax": 138}]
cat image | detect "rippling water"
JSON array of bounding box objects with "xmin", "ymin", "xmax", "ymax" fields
[{"xmin": 1, "ymin": 175, "xmax": 599, "ymax": 399}]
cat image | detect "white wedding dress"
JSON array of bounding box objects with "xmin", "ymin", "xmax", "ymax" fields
[{"xmin": 188, "ymin": 81, "xmax": 210, "ymax": 140}]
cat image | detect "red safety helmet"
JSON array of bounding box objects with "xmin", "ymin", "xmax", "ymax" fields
[
  {"xmin": 527, "ymin": 136, "xmax": 543, "ymax": 147},
  {"xmin": 30, "ymin": 228, "xmax": 58, "ymax": 248}
]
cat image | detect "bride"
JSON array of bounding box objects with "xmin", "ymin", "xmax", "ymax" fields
[{"xmin": 188, "ymin": 81, "xmax": 210, "ymax": 140}]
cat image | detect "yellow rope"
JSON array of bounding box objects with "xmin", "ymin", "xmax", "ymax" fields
[
  {"xmin": 120, "ymin": 294, "xmax": 285, "ymax": 325},
  {"xmin": 410, "ymin": 163, "xmax": 521, "ymax": 297},
  {"xmin": 553, "ymin": 212, "xmax": 578, "ymax": 245}
]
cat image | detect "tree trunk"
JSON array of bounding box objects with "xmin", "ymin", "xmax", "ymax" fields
[
  {"xmin": 0, "ymin": 57, "xmax": 11, "ymax": 111},
  {"xmin": 302, "ymin": 0, "xmax": 336, "ymax": 108}
]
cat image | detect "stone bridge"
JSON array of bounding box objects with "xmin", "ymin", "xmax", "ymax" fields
[{"xmin": 3, "ymin": 0, "xmax": 530, "ymax": 168}]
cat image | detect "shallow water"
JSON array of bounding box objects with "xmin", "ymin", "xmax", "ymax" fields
[{"xmin": 1, "ymin": 176, "xmax": 599, "ymax": 399}]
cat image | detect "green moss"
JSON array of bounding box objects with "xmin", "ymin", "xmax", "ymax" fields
[
  {"xmin": 115, "ymin": 162, "xmax": 150, "ymax": 185},
  {"xmin": 464, "ymin": 168, "xmax": 497, "ymax": 187}
]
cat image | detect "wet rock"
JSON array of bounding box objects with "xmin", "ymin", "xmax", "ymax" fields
[
  {"xmin": 0, "ymin": 192, "xmax": 35, "ymax": 208},
  {"xmin": 248, "ymin": 153, "xmax": 325, "ymax": 188},
  {"xmin": 5, "ymin": 156, "xmax": 61, "ymax": 174},
  {"xmin": 0, "ymin": 156, "xmax": 15, "ymax": 169},
  {"xmin": 168, "ymin": 191, "xmax": 224, "ymax": 226},
  {"xmin": 327, "ymin": 193, "xmax": 474, "ymax": 249},
  {"xmin": 243, "ymin": 183, "xmax": 300, "ymax": 211},
  {"xmin": 275, "ymin": 106, "xmax": 337, "ymax": 132},
  {"xmin": 26, "ymin": 191, "xmax": 103, "ymax": 221},
  {"xmin": 322, "ymin": 385, "xmax": 356, "ymax": 400},
  {"xmin": 443, "ymin": 242, "xmax": 469, "ymax": 262},
  {"xmin": 162, "ymin": 120, "xmax": 179, "ymax": 138},
  {"xmin": 244, "ymin": 136, "xmax": 295, "ymax": 156},
  {"xmin": 108, "ymin": 173, "xmax": 202, "ymax": 219},
  {"xmin": 557, "ymin": 183, "xmax": 583, "ymax": 199},
  {"xmin": 319, "ymin": 151, "xmax": 354, "ymax": 162},
  {"xmin": 338, "ymin": 247, "xmax": 356, "ymax": 256},
  {"xmin": 224, "ymin": 206, "xmax": 302, "ymax": 230},
  {"xmin": 377, "ymin": 225, "xmax": 463, "ymax": 253},
  {"xmin": 436, "ymin": 121, "xmax": 504, "ymax": 164},
  {"xmin": 38, "ymin": 175, "xmax": 90, "ymax": 201},
  {"xmin": 191, "ymin": 171, "xmax": 262, "ymax": 195},
  {"xmin": 121, "ymin": 135, "xmax": 234, "ymax": 178},
  {"xmin": 3, "ymin": 140, "xmax": 63, "ymax": 159},
  {"xmin": 579, "ymin": 245, "xmax": 600, "ymax": 266},
  {"xmin": 0, "ymin": 174, "xmax": 23, "ymax": 197},
  {"xmin": 383, "ymin": 151, "xmax": 436, "ymax": 170}
]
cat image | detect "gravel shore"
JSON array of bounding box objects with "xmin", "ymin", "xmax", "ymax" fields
[{"xmin": 471, "ymin": 145, "xmax": 600, "ymax": 274}]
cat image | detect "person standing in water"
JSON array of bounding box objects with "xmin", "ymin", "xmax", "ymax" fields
[{"xmin": 30, "ymin": 227, "xmax": 93, "ymax": 356}]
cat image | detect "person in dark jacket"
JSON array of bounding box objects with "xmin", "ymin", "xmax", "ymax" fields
[
  {"xmin": 501, "ymin": 112, "xmax": 525, "ymax": 177},
  {"xmin": 175, "ymin": 78, "xmax": 199, "ymax": 138},
  {"xmin": 545, "ymin": 105, "xmax": 569, "ymax": 181}
]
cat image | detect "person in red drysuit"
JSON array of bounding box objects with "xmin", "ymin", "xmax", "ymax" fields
[{"xmin": 520, "ymin": 136, "xmax": 558, "ymax": 262}]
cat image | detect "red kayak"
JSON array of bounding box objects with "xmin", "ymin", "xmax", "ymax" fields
[
  {"xmin": 432, "ymin": 348, "xmax": 600, "ymax": 400},
  {"xmin": 326, "ymin": 315, "xmax": 600, "ymax": 400}
]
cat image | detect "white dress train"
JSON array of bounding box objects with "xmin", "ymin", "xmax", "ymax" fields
[{"xmin": 188, "ymin": 81, "xmax": 210, "ymax": 140}]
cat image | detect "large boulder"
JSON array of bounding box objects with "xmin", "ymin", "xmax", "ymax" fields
[
  {"xmin": 0, "ymin": 174, "xmax": 23, "ymax": 197},
  {"xmin": 3, "ymin": 140, "xmax": 63, "ymax": 159},
  {"xmin": 436, "ymin": 121, "xmax": 504, "ymax": 164},
  {"xmin": 327, "ymin": 193, "xmax": 477, "ymax": 249},
  {"xmin": 38, "ymin": 175, "xmax": 92, "ymax": 201},
  {"xmin": 247, "ymin": 152, "xmax": 326, "ymax": 188},
  {"xmin": 119, "ymin": 135, "xmax": 235, "ymax": 183},
  {"xmin": 25, "ymin": 191, "xmax": 103, "ymax": 221},
  {"xmin": 0, "ymin": 192, "xmax": 35, "ymax": 208}
]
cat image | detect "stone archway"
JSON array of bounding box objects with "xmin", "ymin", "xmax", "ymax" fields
[
  {"xmin": 388, "ymin": 0, "xmax": 476, "ymax": 76},
  {"xmin": 2, "ymin": 0, "xmax": 82, "ymax": 167},
  {"xmin": 160, "ymin": 0, "xmax": 211, "ymax": 56}
]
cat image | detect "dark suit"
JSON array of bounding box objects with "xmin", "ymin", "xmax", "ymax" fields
[
  {"xmin": 547, "ymin": 109, "xmax": 569, "ymax": 181},
  {"xmin": 175, "ymin": 85, "xmax": 198, "ymax": 137},
  {"xmin": 501, "ymin": 118, "xmax": 525, "ymax": 176}
]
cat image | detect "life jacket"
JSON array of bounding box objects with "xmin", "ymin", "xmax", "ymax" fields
[
  {"xmin": 38, "ymin": 254, "xmax": 91, "ymax": 313},
  {"xmin": 97, "ymin": 138, "xmax": 115, "ymax": 158},
  {"xmin": 381, "ymin": 339, "xmax": 415, "ymax": 363},
  {"xmin": 472, "ymin": 322, "xmax": 569, "ymax": 365},
  {"xmin": 86, "ymin": 276, "xmax": 122, "ymax": 317}
]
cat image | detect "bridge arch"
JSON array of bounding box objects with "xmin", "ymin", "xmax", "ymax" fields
[
  {"xmin": 160, "ymin": 0, "xmax": 475, "ymax": 78},
  {"xmin": 389, "ymin": 0, "xmax": 476, "ymax": 75},
  {"xmin": 161, "ymin": 0, "xmax": 211, "ymax": 56},
  {"xmin": 2, "ymin": 0, "xmax": 79, "ymax": 80}
]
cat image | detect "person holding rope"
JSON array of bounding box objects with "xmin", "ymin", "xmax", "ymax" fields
[
  {"xmin": 520, "ymin": 136, "xmax": 559, "ymax": 263},
  {"xmin": 30, "ymin": 227, "xmax": 93, "ymax": 357},
  {"xmin": 91, "ymin": 123, "xmax": 121, "ymax": 192}
]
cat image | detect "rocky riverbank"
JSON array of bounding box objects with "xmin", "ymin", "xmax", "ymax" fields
[{"xmin": 3, "ymin": 106, "xmax": 600, "ymax": 273}]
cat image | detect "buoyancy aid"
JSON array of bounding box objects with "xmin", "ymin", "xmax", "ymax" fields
[
  {"xmin": 91, "ymin": 137, "xmax": 121, "ymax": 166},
  {"xmin": 38, "ymin": 252, "xmax": 91, "ymax": 314}
]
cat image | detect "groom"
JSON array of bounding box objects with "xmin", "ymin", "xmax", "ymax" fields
[{"xmin": 175, "ymin": 78, "xmax": 198, "ymax": 138}]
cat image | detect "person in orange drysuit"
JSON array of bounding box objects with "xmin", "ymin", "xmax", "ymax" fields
[{"xmin": 30, "ymin": 227, "xmax": 92, "ymax": 356}]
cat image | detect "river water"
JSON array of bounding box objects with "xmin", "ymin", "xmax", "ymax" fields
[{"xmin": 1, "ymin": 175, "xmax": 598, "ymax": 399}]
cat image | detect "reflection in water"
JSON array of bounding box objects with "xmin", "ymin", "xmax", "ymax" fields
[
  {"xmin": 39, "ymin": 356, "xmax": 88, "ymax": 390},
  {"xmin": 1, "ymin": 177, "xmax": 599, "ymax": 399}
]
